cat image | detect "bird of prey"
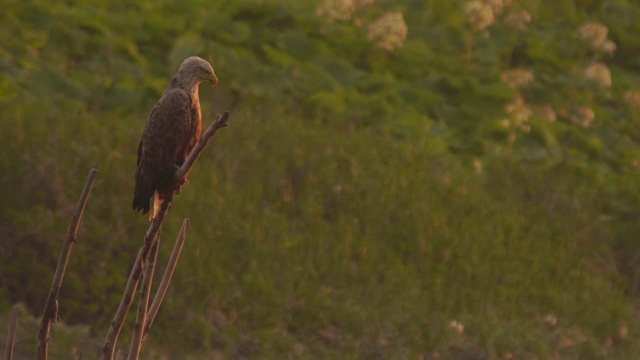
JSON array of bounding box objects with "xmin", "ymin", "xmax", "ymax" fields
[{"xmin": 133, "ymin": 56, "xmax": 218, "ymax": 220}]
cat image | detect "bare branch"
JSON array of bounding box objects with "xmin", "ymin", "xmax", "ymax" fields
[
  {"xmin": 143, "ymin": 219, "xmax": 189, "ymax": 342},
  {"xmin": 127, "ymin": 238, "xmax": 160, "ymax": 360},
  {"xmin": 4, "ymin": 305, "xmax": 20, "ymax": 360},
  {"xmin": 38, "ymin": 168, "xmax": 98, "ymax": 360}
]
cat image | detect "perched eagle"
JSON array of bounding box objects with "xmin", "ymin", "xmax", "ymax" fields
[{"xmin": 133, "ymin": 56, "xmax": 218, "ymax": 219}]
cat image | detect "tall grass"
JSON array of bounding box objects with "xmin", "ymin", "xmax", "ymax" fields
[
  {"xmin": 144, "ymin": 110, "xmax": 634, "ymax": 357},
  {"xmin": 1, "ymin": 81, "xmax": 636, "ymax": 359}
]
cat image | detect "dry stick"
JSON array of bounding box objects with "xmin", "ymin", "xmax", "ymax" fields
[
  {"xmin": 101, "ymin": 201, "xmax": 170, "ymax": 360},
  {"xmin": 37, "ymin": 168, "xmax": 98, "ymax": 360},
  {"xmin": 142, "ymin": 219, "xmax": 190, "ymax": 343},
  {"xmin": 4, "ymin": 305, "xmax": 20, "ymax": 360},
  {"xmin": 127, "ymin": 237, "xmax": 160, "ymax": 360},
  {"xmin": 101, "ymin": 111, "xmax": 230, "ymax": 360}
]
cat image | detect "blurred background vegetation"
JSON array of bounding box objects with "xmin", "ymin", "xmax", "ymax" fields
[{"xmin": 2, "ymin": 0, "xmax": 640, "ymax": 358}]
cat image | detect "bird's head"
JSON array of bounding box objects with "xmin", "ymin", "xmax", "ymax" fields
[{"xmin": 177, "ymin": 56, "xmax": 218, "ymax": 88}]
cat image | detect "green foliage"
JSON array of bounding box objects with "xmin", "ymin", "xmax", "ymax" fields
[{"xmin": 2, "ymin": 0, "xmax": 640, "ymax": 358}]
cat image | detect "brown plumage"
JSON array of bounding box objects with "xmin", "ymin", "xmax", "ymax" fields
[{"xmin": 133, "ymin": 56, "xmax": 218, "ymax": 219}]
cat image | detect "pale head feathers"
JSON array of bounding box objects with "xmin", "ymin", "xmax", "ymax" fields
[{"xmin": 172, "ymin": 56, "xmax": 218, "ymax": 89}]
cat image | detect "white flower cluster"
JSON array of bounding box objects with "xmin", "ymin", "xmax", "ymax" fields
[
  {"xmin": 535, "ymin": 105, "xmax": 557, "ymax": 123},
  {"xmin": 570, "ymin": 106, "xmax": 595, "ymax": 129},
  {"xmin": 464, "ymin": 0, "xmax": 517, "ymax": 31},
  {"xmin": 503, "ymin": 96, "xmax": 532, "ymax": 136},
  {"xmin": 504, "ymin": 9, "xmax": 531, "ymax": 30},
  {"xmin": 501, "ymin": 68, "xmax": 534, "ymax": 89},
  {"xmin": 316, "ymin": 0, "xmax": 356, "ymax": 21},
  {"xmin": 465, "ymin": 1, "xmax": 496, "ymax": 31},
  {"xmin": 579, "ymin": 22, "xmax": 616, "ymax": 54},
  {"xmin": 499, "ymin": 68, "xmax": 538, "ymax": 140},
  {"xmin": 583, "ymin": 62, "xmax": 612, "ymax": 88},
  {"xmin": 367, "ymin": 12, "xmax": 408, "ymax": 52}
]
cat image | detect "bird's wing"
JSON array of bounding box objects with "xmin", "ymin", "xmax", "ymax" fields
[
  {"xmin": 144, "ymin": 89, "xmax": 193, "ymax": 161},
  {"xmin": 133, "ymin": 88, "xmax": 193, "ymax": 213}
]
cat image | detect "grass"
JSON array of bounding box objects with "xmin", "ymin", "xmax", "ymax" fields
[
  {"xmin": 136, "ymin": 111, "xmax": 636, "ymax": 358},
  {"xmin": 1, "ymin": 80, "xmax": 637, "ymax": 360}
]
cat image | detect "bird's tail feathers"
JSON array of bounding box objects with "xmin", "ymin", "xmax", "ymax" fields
[{"xmin": 150, "ymin": 191, "xmax": 162, "ymax": 221}]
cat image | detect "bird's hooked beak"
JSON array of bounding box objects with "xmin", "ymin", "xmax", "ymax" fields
[{"xmin": 209, "ymin": 72, "xmax": 219, "ymax": 87}]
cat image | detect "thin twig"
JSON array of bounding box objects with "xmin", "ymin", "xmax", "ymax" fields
[
  {"xmin": 102, "ymin": 111, "xmax": 230, "ymax": 360},
  {"xmin": 143, "ymin": 219, "xmax": 189, "ymax": 342},
  {"xmin": 127, "ymin": 238, "xmax": 160, "ymax": 360},
  {"xmin": 38, "ymin": 168, "xmax": 98, "ymax": 360},
  {"xmin": 4, "ymin": 305, "xmax": 20, "ymax": 360}
]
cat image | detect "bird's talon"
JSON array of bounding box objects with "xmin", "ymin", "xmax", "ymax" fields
[{"xmin": 173, "ymin": 177, "xmax": 187, "ymax": 194}]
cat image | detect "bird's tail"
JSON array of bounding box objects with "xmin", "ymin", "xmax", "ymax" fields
[{"xmin": 150, "ymin": 191, "xmax": 162, "ymax": 221}]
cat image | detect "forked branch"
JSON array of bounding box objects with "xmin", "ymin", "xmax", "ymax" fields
[{"xmin": 101, "ymin": 201, "xmax": 170, "ymax": 359}]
